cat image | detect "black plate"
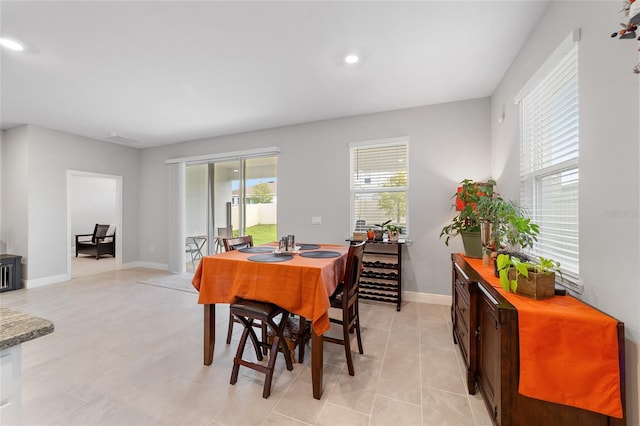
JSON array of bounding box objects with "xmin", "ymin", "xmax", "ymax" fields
[
  {"xmin": 248, "ymin": 254, "xmax": 293, "ymax": 263},
  {"xmin": 299, "ymin": 250, "xmax": 341, "ymax": 258},
  {"xmin": 239, "ymin": 247, "xmax": 275, "ymax": 254},
  {"xmin": 298, "ymin": 244, "xmax": 321, "ymax": 250}
]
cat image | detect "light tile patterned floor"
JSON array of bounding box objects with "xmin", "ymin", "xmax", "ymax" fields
[{"xmin": 0, "ymin": 268, "xmax": 493, "ymax": 426}]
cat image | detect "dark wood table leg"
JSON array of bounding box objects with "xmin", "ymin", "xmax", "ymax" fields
[
  {"xmin": 204, "ymin": 304, "xmax": 215, "ymax": 365},
  {"xmin": 312, "ymin": 330, "xmax": 323, "ymax": 399}
]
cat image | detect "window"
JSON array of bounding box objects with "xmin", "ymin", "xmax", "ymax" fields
[
  {"xmin": 349, "ymin": 137, "xmax": 408, "ymax": 236},
  {"xmin": 517, "ymin": 31, "xmax": 580, "ymax": 292}
]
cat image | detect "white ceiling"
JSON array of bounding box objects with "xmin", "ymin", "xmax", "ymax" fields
[{"xmin": 1, "ymin": 1, "xmax": 549, "ymax": 149}]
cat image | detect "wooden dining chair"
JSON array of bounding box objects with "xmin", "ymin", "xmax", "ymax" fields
[
  {"xmin": 222, "ymin": 235, "xmax": 267, "ymax": 349},
  {"xmin": 229, "ymin": 299, "xmax": 294, "ymax": 398},
  {"xmin": 223, "ymin": 235, "xmax": 253, "ymax": 251},
  {"xmin": 324, "ymin": 241, "xmax": 366, "ymax": 376}
]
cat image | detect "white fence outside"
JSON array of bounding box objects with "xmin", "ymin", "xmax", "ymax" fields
[{"xmin": 231, "ymin": 203, "xmax": 277, "ymax": 228}]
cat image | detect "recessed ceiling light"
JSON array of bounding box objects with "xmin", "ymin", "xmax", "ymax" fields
[
  {"xmin": 0, "ymin": 38, "xmax": 24, "ymax": 52},
  {"xmin": 344, "ymin": 54, "xmax": 359, "ymax": 64}
]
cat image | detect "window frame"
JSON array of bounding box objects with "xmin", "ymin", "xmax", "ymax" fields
[
  {"xmin": 516, "ymin": 30, "xmax": 581, "ymax": 293},
  {"xmin": 349, "ymin": 136, "xmax": 409, "ymax": 238}
]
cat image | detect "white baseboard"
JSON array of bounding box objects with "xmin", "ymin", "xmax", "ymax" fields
[
  {"xmin": 24, "ymin": 273, "xmax": 70, "ymax": 289},
  {"xmin": 121, "ymin": 261, "xmax": 168, "ymax": 271},
  {"xmin": 403, "ymin": 290, "xmax": 451, "ymax": 306}
]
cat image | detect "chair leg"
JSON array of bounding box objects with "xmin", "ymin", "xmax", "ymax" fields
[
  {"xmin": 342, "ymin": 318, "xmax": 355, "ymax": 376},
  {"xmin": 355, "ymin": 315, "xmax": 364, "ymax": 355},
  {"xmin": 230, "ymin": 327, "xmax": 251, "ymax": 385},
  {"xmin": 298, "ymin": 315, "xmax": 305, "ymax": 363},
  {"xmin": 237, "ymin": 317, "xmax": 263, "ymax": 361},
  {"xmin": 262, "ymin": 335, "xmax": 281, "ymax": 398},
  {"xmin": 261, "ymin": 322, "xmax": 269, "ymax": 355},
  {"xmin": 226, "ymin": 313, "xmax": 234, "ymax": 344}
]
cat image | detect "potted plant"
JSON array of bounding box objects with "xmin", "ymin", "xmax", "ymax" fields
[
  {"xmin": 496, "ymin": 254, "xmax": 562, "ymax": 300},
  {"xmin": 482, "ymin": 198, "xmax": 539, "ymax": 252},
  {"xmin": 373, "ymin": 220, "xmax": 391, "ymax": 241},
  {"xmin": 386, "ymin": 224, "xmax": 402, "ymax": 242},
  {"xmin": 440, "ymin": 179, "xmax": 496, "ymax": 258},
  {"xmin": 366, "ymin": 228, "xmax": 375, "ymax": 241},
  {"xmin": 475, "ymin": 196, "xmax": 540, "ymax": 275}
]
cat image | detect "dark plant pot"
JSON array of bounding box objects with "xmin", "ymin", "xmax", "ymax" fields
[
  {"xmin": 373, "ymin": 230, "xmax": 384, "ymax": 241},
  {"xmin": 461, "ymin": 231, "xmax": 482, "ymax": 258}
]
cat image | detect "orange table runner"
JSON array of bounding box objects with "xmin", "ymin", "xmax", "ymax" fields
[
  {"xmin": 192, "ymin": 244, "xmax": 348, "ymax": 335},
  {"xmin": 464, "ymin": 256, "xmax": 623, "ymax": 419}
]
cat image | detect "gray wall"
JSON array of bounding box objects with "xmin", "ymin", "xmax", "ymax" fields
[
  {"xmin": 491, "ymin": 2, "xmax": 639, "ymax": 422},
  {"xmin": 138, "ymin": 98, "xmax": 492, "ymax": 295},
  {"xmin": 0, "ymin": 125, "xmax": 140, "ymax": 281}
]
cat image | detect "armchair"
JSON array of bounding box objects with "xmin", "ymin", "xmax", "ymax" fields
[{"xmin": 75, "ymin": 224, "xmax": 116, "ymax": 260}]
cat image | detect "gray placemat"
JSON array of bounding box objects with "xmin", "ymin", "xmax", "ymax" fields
[
  {"xmin": 239, "ymin": 247, "xmax": 275, "ymax": 253},
  {"xmin": 299, "ymin": 244, "xmax": 321, "ymax": 250},
  {"xmin": 299, "ymin": 250, "xmax": 341, "ymax": 258},
  {"xmin": 248, "ymin": 254, "xmax": 293, "ymax": 262}
]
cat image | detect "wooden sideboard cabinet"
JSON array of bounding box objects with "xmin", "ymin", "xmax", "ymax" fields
[
  {"xmin": 451, "ymin": 253, "xmax": 626, "ymax": 426},
  {"xmin": 452, "ymin": 259, "xmax": 477, "ymax": 392}
]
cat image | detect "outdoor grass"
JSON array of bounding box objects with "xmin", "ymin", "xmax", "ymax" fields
[{"xmin": 244, "ymin": 224, "xmax": 277, "ymax": 245}]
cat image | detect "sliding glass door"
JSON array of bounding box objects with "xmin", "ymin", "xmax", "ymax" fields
[{"xmin": 185, "ymin": 155, "xmax": 278, "ymax": 270}]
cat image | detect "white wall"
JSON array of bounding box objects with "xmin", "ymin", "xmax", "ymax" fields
[
  {"xmin": 1, "ymin": 125, "xmax": 140, "ymax": 282},
  {"xmin": 491, "ymin": 2, "xmax": 639, "ymax": 422},
  {"xmin": 0, "ymin": 130, "xmax": 4, "ymax": 253},
  {"xmin": 139, "ymin": 98, "xmax": 492, "ymax": 295},
  {"xmin": 69, "ymin": 175, "xmax": 117, "ymax": 247}
]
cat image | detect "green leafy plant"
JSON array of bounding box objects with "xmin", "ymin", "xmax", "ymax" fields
[
  {"xmin": 440, "ymin": 179, "xmax": 496, "ymax": 246},
  {"xmin": 374, "ymin": 220, "xmax": 392, "ymax": 230},
  {"xmin": 385, "ymin": 224, "xmax": 402, "ymax": 233},
  {"xmin": 496, "ymin": 253, "xmax": 562, "ymax": 293},
  {"xmin": 478, "ymin": 197, "xmax": 540, "ymax": 251}
]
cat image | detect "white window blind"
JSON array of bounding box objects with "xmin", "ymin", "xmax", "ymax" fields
[
  {"xmin": 518, "ymin": 37, "xmax": 580, "ymax": 292},
  {"xmin": 349, "ymin": 137, "xmax": 409, "ymax": 235}
]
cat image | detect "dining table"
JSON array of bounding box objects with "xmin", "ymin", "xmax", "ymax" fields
[{"xmin": 191, "ymin": 243, "xmax": 349, "ymax": 399}]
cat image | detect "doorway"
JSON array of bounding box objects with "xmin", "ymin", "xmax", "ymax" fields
[{"xmin": 66, "ymin": 171, "xmax": 122, "ymax": 278}]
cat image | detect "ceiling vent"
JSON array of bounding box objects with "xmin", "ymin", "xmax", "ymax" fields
[{"xmin": 106, "ymin": 132, "xmax": 139, "ymax": 146}]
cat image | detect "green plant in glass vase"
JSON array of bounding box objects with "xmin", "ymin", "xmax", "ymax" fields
[{"xmin": 479, "ymin": 197, "xmax": 540, "ymax": 253}]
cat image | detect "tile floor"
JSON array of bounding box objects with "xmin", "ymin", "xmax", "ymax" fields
[{"xmin": 1, "ymin": 268, "xmax": 493, "ymax": 426}]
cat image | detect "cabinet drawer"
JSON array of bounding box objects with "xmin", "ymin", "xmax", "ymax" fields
[{"xmin": 455, "ymin": 296, "xmax": 471, "ymax": 336}]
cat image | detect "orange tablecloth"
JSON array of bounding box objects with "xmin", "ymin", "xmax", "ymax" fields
[
  {"xmin": 192, "ymin": 244, "xmax": 348, "ymax": 335},
  {"xmin": 464, "ymin": 257, "xmax": 623, "ymax": 418}
]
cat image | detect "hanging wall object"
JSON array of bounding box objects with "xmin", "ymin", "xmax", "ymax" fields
[{"xmin": 610, "ymin": 0, "xmax": 640, "ymax": 72}]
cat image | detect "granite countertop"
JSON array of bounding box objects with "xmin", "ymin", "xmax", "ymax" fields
[{"xmin": 0, "ymin": 307, "xmax": 54, "ymax": 350}]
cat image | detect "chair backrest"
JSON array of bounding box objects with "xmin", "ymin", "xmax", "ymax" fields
[
  {"xmin": 93, "ymin": 224, "xmax": 110, "ymax": 242},
  {"xmin": 223, "ymin": 235, "xmax": 254, "ymax": 251},
  {"xmin": 342, "ymin": 241, "xmax": 366, "ymax": 303}
]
